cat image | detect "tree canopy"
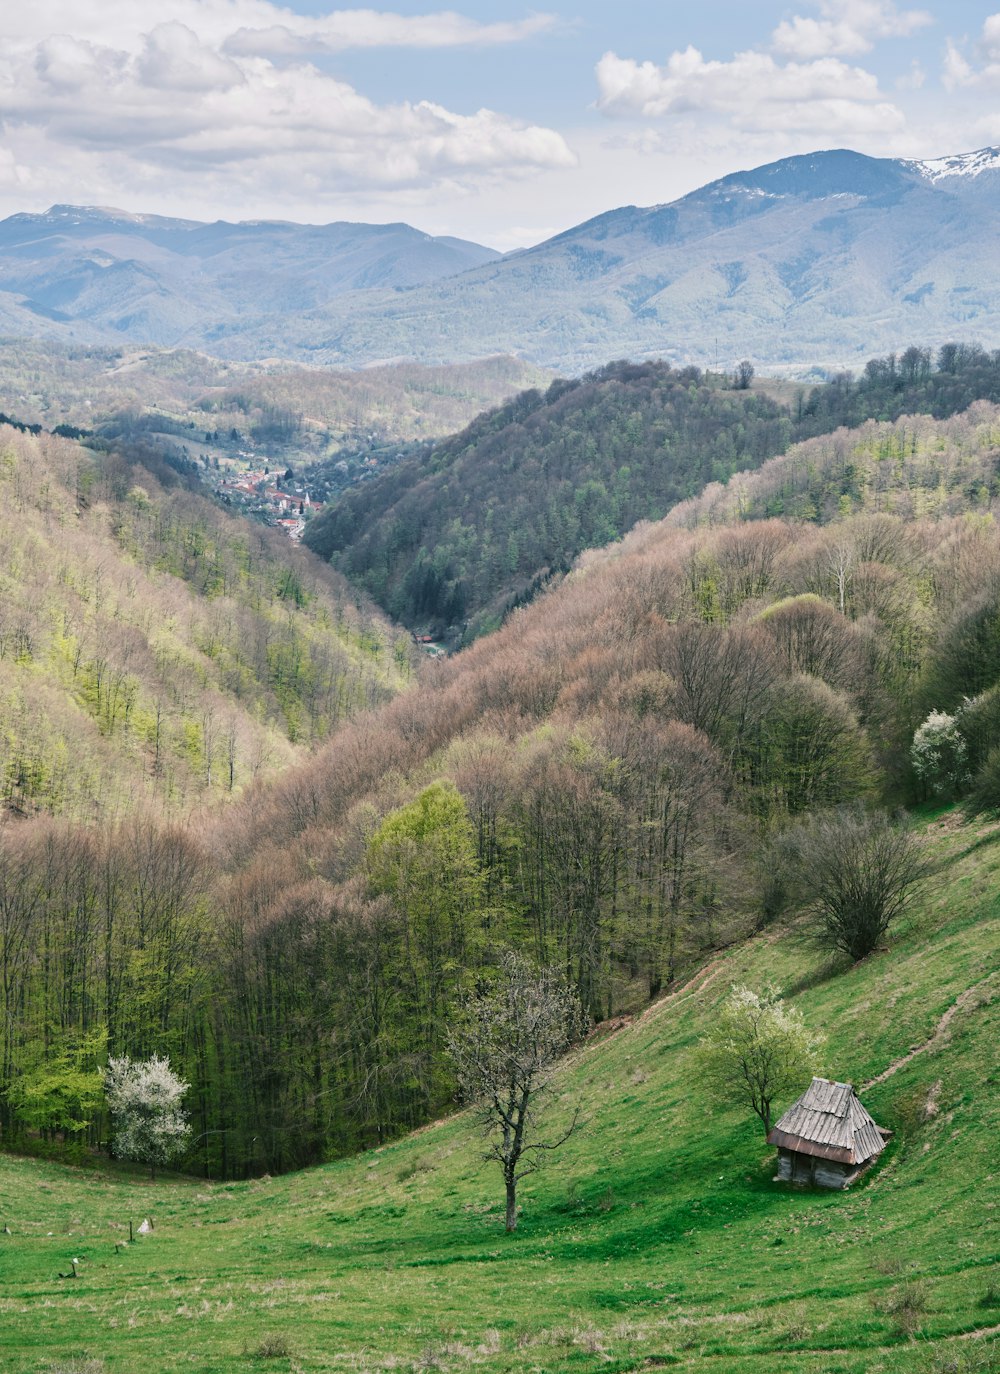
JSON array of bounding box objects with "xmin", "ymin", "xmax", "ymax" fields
[
  {"xmin": 697, "ymin": 985, "xmax": 824, "ymax": 1135},
  {"xmin": 103, "ymin": 1054, "xmax": 190, "ymax": 1175}
]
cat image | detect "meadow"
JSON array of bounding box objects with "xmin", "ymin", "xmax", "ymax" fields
[{"xmin": 2, "ymin": 808, "xmax": 997, "ymax": 1374}]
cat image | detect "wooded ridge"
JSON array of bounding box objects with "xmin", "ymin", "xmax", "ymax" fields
[
  {"xmin": 4, "ymin": 391, "xmax": 1000, "ymax": 1176},
  {"xmin": 305, "ymin": 344, "xmax": 1000, "ymax": 641},
  {"xmin": 0, "ymin": 425, "xmax": 409, "ymax": 820}
]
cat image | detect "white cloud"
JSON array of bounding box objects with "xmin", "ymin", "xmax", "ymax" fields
[
  {"xmin": 941, "ymin": 15, "xmax": 1000, "ymax": 90},
  {"xmin": 772, "ymin": 1, "xmax": 931, "ymax": 60},
  {"xmin": 1, "ymin": 3, "xmax": 556, "ymax": 52},
  {"xmin": 0, "ymin": 7, "xmax": 574, "ymax": 207},
  {"xmin": 137, "ymin": 22, "xmax": 246, "ymax": 93},
  {"xmin": 983, "ymin": 14, "xmax": 1000, "ymax": 60},
  {"xmin": 895, "ymin": 59, "xmax": 926, "ymax": 90},
  {"xmin": 223, "ymin": 10, "xmax": 557, "ymax": 59},
  {"xmin": 595, "ymin": 46, "xmax": 903, "ymax": 136},
  {"xmin": 943, "ymin": 39, "xmax": 976, "ymax": 90}
]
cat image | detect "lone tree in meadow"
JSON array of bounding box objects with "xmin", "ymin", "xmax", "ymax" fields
[
  {"xmin": 103, "ymin": 1054, "xmax": 190, "ymax": 1177},
  {"xmin": 733, "ymin": 359, "xmax": 755, "ymax": 390},
  {"xmin": 447, "ymin": 953, "xmax": 584, "ymax": 1232},
  {"xmin": 784, "ymin": 807, "xmax": 927, "ymax": 961},
  {"xmin": 698, "ymin": 984, "xmax": 824, "ymax": 1135}
]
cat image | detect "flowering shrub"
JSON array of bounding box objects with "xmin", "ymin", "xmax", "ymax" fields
[
  {"xmin": 911, "ymin": 710, "xmax": 970, "ymax": 798},
  {"xmin": 103, "ymin": 1054, "xmax": 190, "ymax": 1174}
]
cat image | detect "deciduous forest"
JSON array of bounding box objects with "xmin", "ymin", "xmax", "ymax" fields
[
  {"xmin": 305, "ymin": 345, "xmax": 1000, "ymax": 640},
  {"xmin": 4, "ymin": 378, "xmax": 1000, "ymax": 1179}
]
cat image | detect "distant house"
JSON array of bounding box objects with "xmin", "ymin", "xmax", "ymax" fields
[{"xmin": 767, "ymin": 1077, "xmax": 889, "ymax": 1188}]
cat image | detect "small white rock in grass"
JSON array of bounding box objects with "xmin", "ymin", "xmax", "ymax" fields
[{"xmin": 138, "ymin": 1219, "xmax": 151, "ymax": 1234}]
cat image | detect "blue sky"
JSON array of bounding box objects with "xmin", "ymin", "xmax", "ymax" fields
[{"xmin": 1, "ymin": 3, "xmax": 999, "ymax": 246}]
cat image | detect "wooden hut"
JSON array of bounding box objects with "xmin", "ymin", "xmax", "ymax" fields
[{"xmin": 767, "ymin": 1077, "xmax": 889, "ymax": 1188}]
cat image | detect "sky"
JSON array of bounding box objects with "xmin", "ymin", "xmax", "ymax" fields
[{"xmin": 2, "ymin": 2, "xmax": 1000, "ymax": 249}]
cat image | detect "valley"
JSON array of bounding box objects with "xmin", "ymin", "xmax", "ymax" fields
[
  {"xmin": 0, "ymin": 126, "xmax": 999, "ymax": 1374},
  {"xmin": 1, "ymin": 807, "xmax": 996, "ymax": 1373}
]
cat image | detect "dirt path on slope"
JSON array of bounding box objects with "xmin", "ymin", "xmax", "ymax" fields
[
  {"xmin": 862, "ymin": 975, "xmax": 998, "ymax": 1092},
  {"xmin": 570, "ymin": 953, "xmax": 731, "ymax": 1063},
  {"xmin": 636, "ymin": 956, "xmax": 727, "ymax": 1025}
]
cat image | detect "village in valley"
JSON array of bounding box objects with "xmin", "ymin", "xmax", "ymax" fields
[{"xmin": 212, "ymin": 456, "xmax": 324, "ymax": 540}]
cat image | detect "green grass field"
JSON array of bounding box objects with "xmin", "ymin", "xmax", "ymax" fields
[{"xmin": 2, "ymin": 810, "xmax": 998, "ymax": 1374}]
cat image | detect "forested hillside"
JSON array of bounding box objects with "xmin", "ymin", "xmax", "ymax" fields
[
  {"xmin": 0, "ymin": 340, "xmax": 547, "ymax": 467},
  {"xmin": 305, "ymin": 360, "xmax": 795, "ymax": 636},
  {"xmin": 0, "ymin": 204, "xmax": 499, "ymax": 350},
  {"xmin": 0, "ymin": 424, "xmax": 409, "ymax": 819},
  {"xmin": 3, "ymin": 807, "xmax": 997, "ymax": 1373},
  {"xmin": 6, "ymin": 402, "xmax": 1000, "ymax": 1177},
  {"xmin": 201, "ymin": 146, "xmax": 1000, "ymax": 372},
  {"xmin": 306, "ymin": 344, "xmax": 1000, "ymax": 639}
]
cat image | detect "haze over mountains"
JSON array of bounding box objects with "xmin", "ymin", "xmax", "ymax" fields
[
  {"xmin": 3, "ymin": 147, "xmax": 1000, "ymax": 372},
  {"xmin": 0, "ymin": 207, "xmax": 500, "ymax": 350}
]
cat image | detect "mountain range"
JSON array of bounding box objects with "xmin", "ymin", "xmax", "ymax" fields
[
  {"xmin": 0, "ymin": 206, "xmax": 499, "ymax": 349},
  {"xmin": 3, "ymin": 146, "xmax": 1000, "ymax": 371}
]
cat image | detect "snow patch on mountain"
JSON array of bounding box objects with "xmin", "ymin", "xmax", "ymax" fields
[{"xmin": 914, "ymin": 147, "xmax": 1000, "ymax": 182}]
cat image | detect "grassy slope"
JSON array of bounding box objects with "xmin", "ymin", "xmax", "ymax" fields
[{"xmin": 1, "ymin": 811, "xmax": 997, "ymax": 1374}]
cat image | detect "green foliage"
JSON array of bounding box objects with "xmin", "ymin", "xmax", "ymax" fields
[
  {"xmin": 0, "ymin": 426, "xmax": 407, "ymax": 817},
  {"xmin": 307, "ymin": 347, "xmax": 1000, "ymax": 640},
  {"xmin": 759, "ymin": 674, "xmax": 874, "ymax": 814},
  {"xmin": 919, "ymin": 594, "xmax": 1000, "ymax": 717},
  {"xmin": 7, "ymin": 1033, "xmax": 105, "ymax": 1138},
  {"xmin": 306, "ymin": 360, "xmax": 794, "ymax": 637},
  {"xmin": 783, "ymin": 808, "xmax": 928, "ymax": 960},
  {"xmin": 964, "ymin": 745, "xmax": 1000, "ymax": 817},
  {"xmin": 9, "ymin": 361, "xmax": 1000, "ymax": 1186},
  {"xmin": 0, "ymin": 811, "xmax": 997, "ymax": 1373},
  {"xmin": 368, "ymin": 782, "xmax": 490, "ymax": 1099},
  {"xmin": 696, "ymin": 984, "xmax": 824, "ymax": 1134}
]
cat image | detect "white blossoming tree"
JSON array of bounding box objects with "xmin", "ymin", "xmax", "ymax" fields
[
  {"xmin": 103, "ymin": 1055, "xmax": 190, "ymax": 1177},
  {"xmin": 911, "ymin": 710, "xmax": 970, "ymax": 798},
  {"xmin": 697, "ymin": 984, "xmax": 824, "ymax": 1135}
]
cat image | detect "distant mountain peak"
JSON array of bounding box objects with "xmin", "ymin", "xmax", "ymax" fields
[
  {"xmin": 912, "ymin": 146, "xmax": 1000, "ymax": 182},
  {"xmin": 3, "ymin": 143, "xmax": 1000, "ymax": 370},
  {"xmin": 706, "ymin": 147, "xmax": 913, "ymax": 202},
  {"xmin": 41, "ymin": 205, "xmax": 185, "ymax": 227}
]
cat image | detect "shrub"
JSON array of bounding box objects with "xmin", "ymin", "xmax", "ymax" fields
[
  {"xmin": 876, "ymin": 1279, "xmax": 929, "ymax": 1338},
  {"xmin": 966, "ymin": 744, "xmax": 1000, "ymax": 817},
  {"xmin": 696, "ymin": 984, "xmax": 824, "ymax": 1135},
  {"xmin": 244, "ymin": 1334, "xmax": 292, "ymax": 1360},
  {"xmin": 783, "ymin": 807, "xmax": 928, "ymax": 960},
  {"xmin": 103, "ymin": 1054, "xmax": 190, "ymax": 1177},
  {"xmin": 911, "ymin": 710, "xmax": 970, "ymax": 798}
]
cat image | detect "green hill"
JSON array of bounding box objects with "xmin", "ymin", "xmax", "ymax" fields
[
  {"xmin": 0, "ymin": 807, "xmax": 996, "ymax": 1374},
  {"xmin": 304, "ymin": 359, "xmax": 797, "ymax": 638},
  {"xmin": 304, "ymin": 345, "xmax": 1000, "ymax": 642},
  {"xmin": 8, "ymin": 402, "xmax": 1000, "ymax": 1180},
  {"xmin": 0, "ymin": 339, "xmax": 549, "ymax": 471},
  {"xmin": 0, "ymin": 423, "xmax": 410, "ymax": 818}
]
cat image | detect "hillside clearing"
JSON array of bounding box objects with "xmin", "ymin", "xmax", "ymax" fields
[{"xmin": 1, "ymin": 811, "xmax": 997, "ymax": 1374}]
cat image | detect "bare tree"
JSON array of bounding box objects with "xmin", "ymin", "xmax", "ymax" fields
[
  {"xmin": 447, "ymin": 953, "xmax": 584, "ymax": 1232},
  {"xmin": 826, "ymin": 536, "xmax": 854, "ymax": 616},
  {"xmin": 784, "ymin": 807, "xmax": 927, "ymax": 960}
]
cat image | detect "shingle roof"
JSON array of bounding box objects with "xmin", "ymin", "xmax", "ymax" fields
[{"xmin": 766, "ymin": 1077, "xmax": 886, "ymax": 1165}]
